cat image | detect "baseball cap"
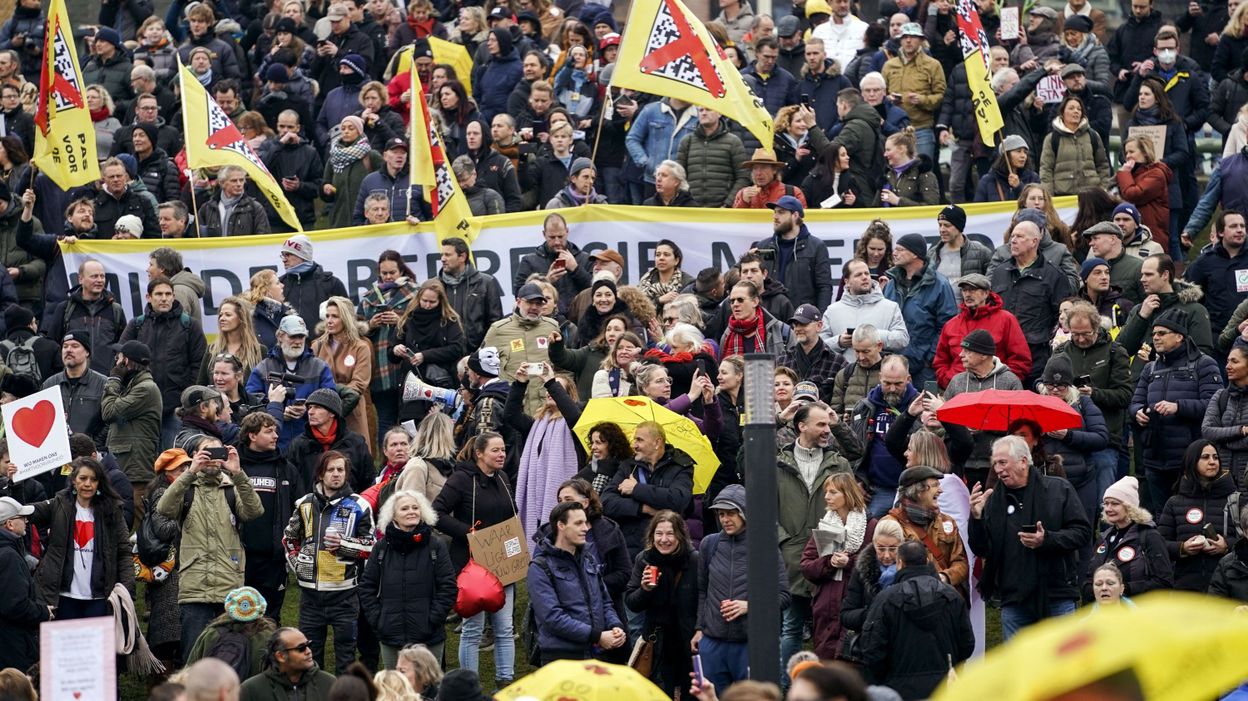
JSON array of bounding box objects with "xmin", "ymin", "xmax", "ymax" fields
[
  {"xmin": 517, "ymin": 282, "xmax": 548, "ymax": 301},
  {"xmin": 790, "ymin": 304, "xmax": 822, "ymax": 325},
  {"xmin": 278, "ymin": 315, "xmax": 309, "ymax": 336},
  {"xmin": 384, "ymin": 137, "xmax": 409, "ymax": 151},
  {"xmin": 110, "ymin": 340, "xmax": 152, "ymax": 364},
  {"xmin": 326, "ymin": 3, "xmax": 349, "ymax": 20},
  {"xmin": 0, "ymin": 497, "xmax": 33, "ymax": 522},
  {"xmin": 767, "ymin": 194, "xmax": 805, "ymax": 217}
]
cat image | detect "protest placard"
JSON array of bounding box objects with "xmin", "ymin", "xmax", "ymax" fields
[
  {"xmin": 2, "ymin": 387, "xmax": 72, "ymax": 482},
  {"xmin": 1037, "ymin": 75, "xmax": 1067, "ymax": 104},
  {"xmin": 40, "ymin": 616, "xmax": 115, "ymax": 701},
  {"xmin": 468, "ymin": 516, "xmax": 531, "ymax": 586},
  {"xmin": 1128, "ymin": 124, "xmax": 1167, "ymax": 158},
  {"xmin": 1000, "ymin": 7, "xmax": 1020, "ymax": 40}
]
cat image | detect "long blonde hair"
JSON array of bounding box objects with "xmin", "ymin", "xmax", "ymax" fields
[
  {"xmin": 317, "ymin": 296, "xmax": 366, "ymax": 342},
  {"xmin": 209, "ymin": 296, "xmax": 266, "ymax": 369},
  {"xmin": 1227, "ymin": 1, "xmax": 1248, "ymax": 39},
  {"xmin": 243, "ymin": 269, "xmax": 279, "ymax": 306},
  {"xmin": 373, "ymin": 670, "xmax": 420, "ymax": 701}
]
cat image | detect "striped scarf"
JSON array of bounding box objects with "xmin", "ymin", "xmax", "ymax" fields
[
  {"xmin": 722, "ymin": 307, "xmax": 766, "ymax": 357},
  {"xmin": 363, "ymin": 279, "xmax": 420, "ymax": 392},
  {"xmin": 329, "ymin": 135, "xmax": 372, "ymax": 173}
]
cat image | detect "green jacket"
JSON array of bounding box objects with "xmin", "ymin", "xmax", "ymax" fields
[
  {"xmin": 239, "ymin": 665, "xmax": 335, "ymax": 701},
  {"xmin": 1054, "ymin": 330, "xmax": 1133, "ymax": 448},
  {"xmin": 1039, "ymin": 117, "xmax": 1110, "ymax": 196},
  {"xmin": 156, "ymin": 469, "xmax": 264, "ymax": 604},
  {"xmin": 101, "ymin": 368, "xmax": 163, "ymax": 484},
  {"xmin": 0, "ymin": 202, "xmax": 44, "ymax": 303},
  {"xmin": 482, "ymin": 311, "xmax": 561, "ymax": 415},
  {"xmin": 322, "ymin": 149, "xmax": 381, "ymax": 229},
  {"xmin": 676, "ymin": 119, "xmax": 750, "ymax": 207},
  {"xmin": 1220, "ymin": 296, "xmax": 1248, "ymax": 352},
  {"xmin": 1117, "ymin": 279, "xmax": 1213, "ymax": 356},
  {"xmin": 1105, "ymin": 250, "xmax": 1144, "ymax": 305},
  {"xmin": 185, "ymin": 615, "xmax": 276, "ymax": 681},
  {"xmin": 772, "ymin": 443, "xmax": 851, "ymax": 597}
]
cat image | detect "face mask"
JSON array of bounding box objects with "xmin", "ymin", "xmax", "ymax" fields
[
  {"xmin": 342, "ymin": 71, "xmax": 364, "ymax": 85},
  {"xmin": 1157, "ymin": 49, "xmax": 1177, "ymax": 65}
]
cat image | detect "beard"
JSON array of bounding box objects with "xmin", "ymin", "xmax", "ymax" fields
[
  {"xmin": 281, "ymin": 343, "xmax": 304, "ymax": 360},
  {"xmin": 883, "ymin": 390, "xmax": 903, "ymax": 406}
]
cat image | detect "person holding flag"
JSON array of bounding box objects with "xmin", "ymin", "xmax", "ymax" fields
[
  {"xmin": 952, "ymin": 0, "xmax": 1005, "ymax": 149},
  {"xmin": 408, "ymin": 57, "xmax": 479, "ymax": 244},
  {"xmin": 33, "ymin": 0, "xmax": 100, "ymax": 192}
]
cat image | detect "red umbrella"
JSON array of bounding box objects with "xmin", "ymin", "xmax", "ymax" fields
[{"xmin": 935, "ymin": 389, "xmax": 1083, "ymax": 433}]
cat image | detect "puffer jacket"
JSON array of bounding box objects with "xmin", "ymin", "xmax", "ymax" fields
[
  {"xmin": 279, "ymin": 263, "xmax": 349, "ymax": 340},
  {"xmin": 1158, "ymin": 470, "xmax": 1239, "ymax": 592},
  {"xmin": 527, "ymin": 533, "xmax": 623, "ymax": 655},
  {"xmin": 937, "ymin": 63, "xmax": 978, "ymax": 142},
  {"xmin": 799, "ymin": 60, "xmax": 853, "ymax": 132},
  {"xmin": 30, "ymin": 490, "xmax": 132, "ymax": 605},
  {"xmin": 1203, "ymin": 383, "xmax": 1248, "ymax": 485},
  {"xmin": 1054, "ymin": 331, "xmax": 1133, "ymax": 449},
  {"xmin": 156, "ymin": 469, "xmax": 264, "ymax": 604},
  {"xmin": 752, "ymin": 223, "xmax": 835, "ymax": 310},
  {"xmin": 360, "ymin": 521, "xmax": 456, "ymax": 647},
  {"xmin": 0, "ymin": 529, "xmax": 47, "ymax": 672},
  {"xmin": 932, "ymin": 294, "xmax": 1031, "ymax": 388},
  {"xmin": 774, "ymin": 445, "xmax": 852, "ymax": 597},
  {"xmin": 81, "ymin": 53, "xmax": 134, "ymax": 106},
  {"xmin": 101, "ymin": 367, "xmax": 163, "ymax": 484},
  {"xmin": 839, "ymin": 542, "xmax": 887, "ymax": 655},
  {"xmin": 873, "ymin": 157, "xmax": 939, "ymax": 207},
  {"xmin": 883, "ymin": 264, "xmax": 959, "ymax": 378},
  {"xmin": 1209, "ymin": 537, "xmax": 1248, "ymax": 601},
  {"xmin": 1042, "ymin": 395, "xmax": 1109, "ymax": 504},
  {"xmin": 283, "ymin": 484, "xmax": 374, "ymax": 591},
  {"xmin": 928, "ymin": 237, "xmax": 994, "ymax": 278},
  {"xmin": 1083, "ymin": 521, "xmax": 1173, "ymax": 600},
  {"xmin": 1129, "ymin": 340, "xmax": 1224, "ymax": 474},
  {"xmin": 831, "ymin": 358, "xmax": 882, "ymax": 415},
  {"xmin": 135, "ymin": 148, "xmax": 181, "ymax": 203},
  {"xmin": 1039, "ymin": 117, "xmax": 1110, "ymax": 196},
  {"xmin": 1117, "ymin": 279, "xmax": 1214, "ymax": 356},
  {"xmin": 626, "ymin": 98, "xmax": 698, "ymax": 183},
  {"xmin": 475, "ymin": 49, "xmax": 523, "ymax": 123},
  {"xmin": 245, "ymin": 346, "xmax": 337, "ymax": 452},
  {"xmin": 835, "ymin": 102, "xmax": 884, "ymax": 203},
  {"xmin": 696, "ymin": 527, "xmax": 790, "ymax": 641},
  {"xmin": 119, "ymin": 301, "xmax": 208, "ymax": 417},
  {"xmin": 1186, "ymin": 241, "xmax": 1248, "ymax": 333},
  {"xmin": 0, "ymin": 192, "xmax": 44, "ymax": 303}
]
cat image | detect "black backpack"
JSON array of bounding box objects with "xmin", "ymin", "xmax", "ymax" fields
[
  {"xmin": 0, "ymin": 336, "xmax": 41, "ymax": 383},
  {"xmin": 206, "ymin": 628, "xmax": 252, "ymax": 679}
]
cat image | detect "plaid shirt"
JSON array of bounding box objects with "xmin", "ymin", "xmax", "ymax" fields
[
  {"xmin": 361, "ymin": 278, "xmax": 420, "ymax": 393},
  {"xmin": 778, "ymin": 340, "xmax": 846, "ymax": 402}
]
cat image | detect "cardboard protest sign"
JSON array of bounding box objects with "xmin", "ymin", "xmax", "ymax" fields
[
  {"xmin": 41, "ymin": 616, "xmax": 116, "ymax": 701},
  {"xmin": 468, "ymin": 516, "xmax": 531, "ymax": 586},
  {"xmin": 1128, "ymin": 124, "xmax": 1167, "ymax": 159},
  {"xmin": 1037, "ymin": 75, "xmax": 1067, "ymax": 104},
  {"xmin": 1000, "ymin": 7, "xmax": 1020, "ymax": 40},
  {"xmin": 2, "ymin": 387, "xmax": 72, "ymax": 482}
]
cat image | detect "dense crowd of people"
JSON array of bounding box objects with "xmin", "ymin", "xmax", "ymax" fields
[{"xmin": 0, "ymin": 0, "xmax": 1247, "ymax": 699}]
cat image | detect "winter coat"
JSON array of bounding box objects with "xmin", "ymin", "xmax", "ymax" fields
[
  {"xmin": 135, "ymin": 148, "xmax": 181, "ymax": 204},
  {"xmin": 937, "ymin": 63, "xmax": 980, "ymax": 141},
  {"xmin": 44, "ymin": 286, "xmax": 127, "ymax": 374},
  {"xmin": 741, "ymin": 62, "xmax": 800, "ymax": 116},
  {"xmin": 1115, "ymin": 160, "xmax": 1174, "ymax": 252},
  {"xmin": 1209, "ymin": 537, "xmax": 1248, "ymax": 602},
  {"xmin": 283, "ymin": 485, "xmax": 374, "ymax": 591},
  {"xmin": 831, "ymin": 358, "xmax": 882, "ymax": 416},
  {"xmin": 933, "ymin": 294, "xmax": 1031, "ymax": 388},
  {"xmin": 482, "ymin": 311, "xmax": 562, "ymax": 415},
  {"xmin": 880, "ymin": 52, "xmax": 945, "ymax": 128},
  {"xmin": 156, "ymin": 469, "xmax": 264, "ymax": 604},
  {"xmin": 238, "ymin": 445, "xmax": 297, "ymax": 566},
  {"xmin": 1083, "ymin": 521, "xmax": 1174, "ymax": 600},
  {"xmin": 835, "ymin": 103, "xmax": 884, "ymax": 203},
  {"xmin": 626, "ymin": 99, "xmax": 698, "ymax": 184},
  {"xmin": 511, "ymin": 241, "xmax": 592, "ymax": 312},
  {"xmin": 29, "ymin": 490, "xmax": 132, "ymax": 605},
  {"xmin": 185, "ymin": 616, "xmax": 276, "ymax": 679},
  {"xmin": 773, "ymin": 444, "xmax": 853, "ymax": 597},
  {"xmin": 928, "ymin": 237, "xmax": 995, "ymax": 278},
  {"xmin": 197, "ymin": 193, "xmax": 272, "ymax": 237},
  {"xmin": 287, "ymin": 419, "xmax": 375, "ymax": 497},
  {"xmin": 624, "ymin": 547, "xmax": 700, "ymax": 695},
  {"xmin": 0, "ymin": 5, "xmax": 44, "ymax": 80},
  {"xmin": 696, "ymin": 528, "xmax": 790, "ymax": 641},
  {"xmin": 882, "ymin": 507, "xmax": 969, "ymax": 591},
  {"xmin": 1129, "ymin": 340, "xmax": 1224, "ymax": 474},
  {"xmin": 466, "ymin": 185, "xmax": 506, "ymax": 215},
  {"xmin": 1040, "ymin": 117, "xmax": 1110, "ymax": 196},
  {"xmin": 351, "ymin": 167, "xmax": 423, "ymax": 225},
  {"xmin": 0, "ymin": 193, "xmax": 44, "ymax": 303},
  {"xmin": 359, "ymin": 522, "xmax": 456, "ymax": 646},
  {"xmin": 858, "ymin": 564, "xmax": 975, "ymax": 700},
  {"xmin": 1117, "ymin": 279, "xmax": 1214, "ymax": 356},
  {"xmin": 101, "ymin": 368, "xmax": 163, "ymax": 484},
  {"xmin": 1054, "ymin": 331, "xmax": 1134, "ymax": 449},
  {"xmin": 528, "ymin": 534, "xmax": 622, "ymax": 656},
  {"xmin": 602, "ymin": 447, "xmax": 695, "ymax": 560},
  {"xmin": 873, "ymin": 158, "xmax": 939, "ymax": 207},
  {"xmin": 800, "ymin": 517, "xmax": 875, "ymax": 659},
  {"xmin": 0, "ymin": 529, "xmax": 49, "ymax": 671},
  {"xmin": 547, "ymin": 336, "xmax": 606, "ymax": 400},
  {"xmin": 262, "ymin": 139, "xmax": 324, "ymax": 228},
  {"xmin": 974, "ymin": 165, "xmax": 1041, "ymax": 203},
  {"xmin": 119, "ymin": 301, "xmax": 208, "ymax": 417},
  {"xmin": 440, "ymin": 265, "xmax": 504, "ymax": 350},
  {"xmin": 239, "ymin": 665, "xmax": 336, "ymax": 701},
  {"xmin": 81, "ymin": 52, "xmax": 134, "ymax": 106},
  {"xmin": 1203, "ymin": 384, "xmax": 1248, "ymax": 486},
  {"xmin": 968, "ymin": 467, "xmax": 1092, "ymax": 610},
  {"xmin": 279, "ymin": 263, "xmax": 349, "ymax": 340},
  {"xmin": 434, "ymin": 461, "xmax": 518, "ymax": 570},
  {"xmin": 1185, "ymin": 242, "xmax": 1248, "ymax": 332},
  {"xmin": 1043, "ymin": 395, "xmax": 1109, "ymax": 506},
  {"xmin": 752, "ymin": 223, "xmax": 835, "ymax": 310},
  {"xmin": 43, "ymin": 369, "xmax": 108, "ymax": 449},
  {"xmin": 820, "ymin": 286, "xmax": 908, "ymax": 364},
  {"xmin": 468, "ymin": 146, "xmax": 523, "ymax": 212},
  {"xmin": 322, "ymin": 146, "xmax": 381, "ymax": 229},
  {"xmin": 773, "ymin": 127, "xmax": 829, "ymax": 188},
  {"xmin": 1210, "ymin": 70, "xmax": 1248, "ymax": 140},
  {"xmin": 1124, "ymin": 56, "xmax": 1211, "ymax": 137},
  {"xmin": 883, "ymin": 264, "xmax": 959, "ymax": 377},
  {"xmin": 245, "ymin": 346, "xmax": 337, "ymax": 451},
  {"xmin": 717, "ymin": 311, "xmax": 795, "ymax": 360},
  {"xmin": 990, "ymin": 255, "xmax": 1075, "ymax": 349},
  {"xmin": 475, "ymin": 50, "xmax": 523, "ymax": 123},
  {"xmin": 1158, "ymin": 470, "xmax": 1239, "ymax": 592},
  {"xmin": 92, "ymin": 184, "xmax": 158, "ymax": 239},
  {"xmin": 839, "ymin": 542, "xmax": 888, "ymax": 658},
  {"xmin": 312, "ymin": 333, "xmax": 374, "ymax": 442},
  {"xmin": 799, "ymin": 61, "xmax": 853, "ymax": 133}
]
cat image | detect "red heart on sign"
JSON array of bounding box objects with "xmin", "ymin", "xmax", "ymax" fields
[
  {"xmin": 73, "ymin": 693, "xmax": 81, "ymax": 699},
  {"xmin": 12, "ymin": 400, "xmax": 55, "ymax": 448}
]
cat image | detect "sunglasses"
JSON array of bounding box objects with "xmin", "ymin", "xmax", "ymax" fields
[{"xmin": 283, "ymin": 642, "xmax": 312, "ymax": 653}]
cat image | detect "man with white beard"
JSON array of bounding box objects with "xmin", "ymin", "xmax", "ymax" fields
[{"xmin": 245, "ymin": 315, "xmax": 337, "ymax": 451}]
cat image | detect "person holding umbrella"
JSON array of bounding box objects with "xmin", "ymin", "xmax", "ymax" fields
[{"xmin": 943, "ymin": 329, "xmax": 1023, "ymax": 488}]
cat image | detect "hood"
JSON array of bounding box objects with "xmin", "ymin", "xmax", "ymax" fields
[
  {"xmin": 476, "ymin": 377, "xmax": 511, "ymax": 401},
  {"xmin": 1177, "ymin": 469, "xmax": 1236, "ymax": 499},
  {"xmin": 537, "ymin": 240, "xmax": 583, "ymax": 260},
  {"xmin": 1170, "ymin": 279, "xmax": 1204, "ymax": 305},
  {"xmin": 171, "ymin": 269, "xmax": 207, "ymax": 296},
  {"xmin": 761, "ymin": 275, "xmax": 790, "ymax": 299},
  {"xmin": 841, "ymin": 284, "xmax": 885, "ymax": 307},
  {"xmin": 894, "ymin": 564, "xmax": 948, "ymax": 630},
  {"xmin": 0, "ymin": 194, "xmax": 19, "ymax": 223},
  {"xmin": 845, "ymin": 102, "xmax": 882, "ymax": 127},
  {"xmin": 866, "ymin": 382, "xmax": 918, "ymax": 409},
  {"xmin": 975, "ymin": 356, "xmax": 1015, "ymax": 380},
  {"xmin": 1050, "ymin": 116, "xmax": 1090, "ymax": 135},
  {"xmin": 960, "ymin": 291, "xmax": 1004, "ymax": 319}
]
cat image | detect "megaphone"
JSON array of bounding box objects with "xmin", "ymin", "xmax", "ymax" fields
[{"xmin": 403, "ymin": 371, "xmax": 463, "ymax": 413}]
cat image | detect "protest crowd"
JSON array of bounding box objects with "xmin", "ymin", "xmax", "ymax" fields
[{"xmin": 1, "ymin": 0, "xmax": 1248, "ymax": 697}]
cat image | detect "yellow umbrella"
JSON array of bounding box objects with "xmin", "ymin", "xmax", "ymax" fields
[
  {"xmin": 496, "ymin": 659, "xmax": 669, "ymax": 701},
  {"xmin": 933, "ymin": 592, "xmax": 1248, "ymax": 701},
  {"xmin": 573, "ymin": 396, "xmax": 720, "ymax": 495}
]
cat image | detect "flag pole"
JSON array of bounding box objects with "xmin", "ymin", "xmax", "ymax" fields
[
  {"xmin": 176, "ymin": 57, "xmax": 203, "ymax": 237},
  {"xmin": 188, "ymin": 169, "xmax": 204, "ymax": 237},
  {"xmin": 589, "ymin": 91, "xmax": 611, "ymax": 166}
]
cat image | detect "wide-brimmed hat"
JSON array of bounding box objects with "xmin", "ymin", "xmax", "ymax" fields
[{"xmin": 741, "ymin": 148, "xmax": 785, "ymax": 168}]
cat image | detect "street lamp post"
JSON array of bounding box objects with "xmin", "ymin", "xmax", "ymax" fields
[{"xmin": 742, "ymin": 352, "xmax": 779, "ymax": 685}]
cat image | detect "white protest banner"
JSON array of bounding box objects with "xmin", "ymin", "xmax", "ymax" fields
[
  {"xmin": 1000, "ymin": 6, "xmax": 1019, "ymax": 40},
  {"xmin": 1036, "ymin": 75, "xmax": 1067, "ymax": 104},
  {"xmin": 2, "ymin": 386, "xmax": 72, "ymax": 482},
  {"xmin": 40, "ymin": 616, "xmax": 116, "ymax": 701},
  {"xmin": 62, "ymin": 199, "xmax": 1075, "ymax": 334}
]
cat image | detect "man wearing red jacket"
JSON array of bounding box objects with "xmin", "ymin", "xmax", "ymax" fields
[{"xmin": 932, "ymin": 273, "xmax": 1032, "ymax": 388}]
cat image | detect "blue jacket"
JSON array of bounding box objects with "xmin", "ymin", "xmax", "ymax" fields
[
  {"xmin": 741, "ymin": 63, "xmax": 800, "ymax": 116},
  {"xmin": 245, "ymin": 345, "xmax": 337, "ymax": 451},
  {"xmin": 883, "ymin": 264, "xmax": 958, "ymax": 376},
  {"xmin": 351, "ymin": 168, "xmax": 428, "ymax": 225},
  {"xmin": 798, "ymin": 61, "xmax": 852, "ymax": 132},
  {"xmin": 475, "ymin": 50, "xmax": 523, "ymax": 124},
  {"xmin": 625, "ymin": 99, "xmax": 698, "ymax": 183},
  {"xmin": 315, "ymin": 84, "xmax": 363, "ymax": 149},
  {"xmin": 1129, "ymin": 340, "xmax": 1223, "ymax": 473},
  {"xmin": 527, "ymin": 534, "xmax": 622, "ymax": 656},
  {"xmin": 1185, "ymin": 241, "xmax": 1248, "ymax": 332}
]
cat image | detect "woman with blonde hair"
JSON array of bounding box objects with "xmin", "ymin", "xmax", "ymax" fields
[
  {"xmin": 312, "ymin": 296, "xmax": 375, "ymax": 443},
  {"xmin": 393, "ymin": 279, "xmax": 465, "ymax": 398},
  {"xmin": 1013, "ymin": 183, "xmax": 1074, "ymax": 252},
  {"xmin": 1115, "ymin": 133, "xmax": 1175, "ymax": 254},
  {"xmin": 395, "ymin": 644, "xmax": 443, "ymax": 698},
  {"xmin": 1213, "ymin": 1, "xmax": 1248, "ymax": 82},
  {"xmin": 591, "ymin": 331, "xmax": 644, "ymax": 398},
  {"xmin": 1082, "ymin": 475, "xmax": 1173, "ymax": 600},
  {"xmin": 360, "ymin": 80, "xmax": 406, "ymax": 147},
  {"xmin": 199, "ymin": 296, "xmax": 266, "ymax": 384},
  {"xmin": 800, "ymin": 473, "xmax": 874, "ymax": 660},
  {"xmin": 838, "ymin": 517, "xmax": 905, "ymax": 662},
  {"xmin": 373, "ymin": 670, "xmax": 420, "ymax": 701},
  {"xmin": 504, "ymin": 361, "xmax": 584, "ymax": 536},
  {"xmin": 85, "ymin": 85, "xmax": 122, "ymax": 155},
  {"xmin": 244, "ymin": 269, "xmax": 294, "ymax": 348},
  {"xmin": 391, "ymin": 411, "xmax": 458, "ymax": 505},
  {"xmin": 453, "ymin": 6, "xmax": 490, "ymax": 56}
]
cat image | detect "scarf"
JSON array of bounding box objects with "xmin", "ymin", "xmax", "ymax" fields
[
  {"xmin": 1069, "ymin": 35, "xmax": 1097, "ymax": 65},
  {"xmin": 493, "ymin": 139, "xmax": 521, "ymax": 168},
  {"xmin": 110, "ymin": 583, "xmax": 164, "ymax": 675},
  {"xmin": 400, "ymin": 305, "xmax": 444, "ymax": 345},
  {"xmin": 218, "ymin": 191, "xmax": 243, "ymax": 237},
  {"xmin": 196, "ymin": 68, "xmax": 214, "ymax": 86},
  {"xmin": 385, "ymin": 521, "xmax": 433, "ymax": 553},
  {"xmin": 816, "ymin": 509, "xmax": 867, "ymax": 580},
  {"xmin": 363, "ymin": 278, "xmax": 419, "ymax": 392},
  {"xmin": 90, "ymin": 106, "xmax": 112, "ymax": 123},
  {"xmin": 377, "ymin": 461, "xmax": 405, "ymax": 484},
  {"xmin": 722, "ymin": 307, "xmax": 766, "ymax": 357},
  {"xmin": 311, "ymin": 418, "xmax": 338, "ymax": 451},
  {"xmin": 406, "ymin": 14, "xmax": 436, "ymax": 38},
  {"xmin": 878, "ymin": 563, "xmax": 898, "ymax": 588},
  {"xmin": 329, "ymin": 134, "xmax": 373, "ymax": 173},
  {"xmin": 580, "ymin": 299, "xmax": 629, "ymax": 342},
  {"xmin": 517, "ymin": 416, "xmax": 579, "ymax": 536},
  {"xmin": 904, "ymin": 501, "xmax": 935, "ymax": 528},
  {"xmin": 180, "ymin": 413, "xmax": 224, "ymax": 440},
  {"xmin": 285, "ymin": 260, "xmax": 314, "ymax": 276}
]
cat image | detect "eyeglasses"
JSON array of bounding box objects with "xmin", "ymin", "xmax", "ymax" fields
[
  {"xmin": 729, "ymin": 297, "xmax": 749, "ymax": 304},
  {"xmin": 1151, "ymin": 330, "xmax": 1177, "ymax": 338},
  {"xmin": 283, "ymin": 642, "xmax": 312, "ymax": 653}
]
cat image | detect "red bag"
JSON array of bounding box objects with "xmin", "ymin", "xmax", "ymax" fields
[{"xmin": 455, "ymin": 558, "xmax": 505, "ymax": 617}]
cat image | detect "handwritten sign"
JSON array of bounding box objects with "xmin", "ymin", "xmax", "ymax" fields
[
  {"xmin": 41, "ymin": 616, "xmax": 115, "ymax": 701},
  {"xmin": 2, "ymin": 387, "xmax": 72, "ymax": 482},
  {"xmin": 1127, "ymin": 124, "xmax": 1167, "ymax": 159},
  {"xmin": 468, "ymin": 515, "xmax": 531, "ymax": 586},
  {"xmin": 1037, "ymin": 75, "xmax": 1067, "ymax": 104},
  {"xmin": 1000, "ymin": 7, "xmax": 1020, "ymax": 40}
]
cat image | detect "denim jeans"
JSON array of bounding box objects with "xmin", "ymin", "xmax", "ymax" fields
[
  {"xmin": 459, "ymin": 583, "xmax": 515, "ymax": 682},
  {"xmin": 868, "ymin": 488, "xmax": 896, "ymax": 519},
  {"xmin": 1000, "ymin": 599, "xmax": 1076, "ymax": 640},
  {"xmin": 161, "ymin": 413, "xmax": 181, "ymax": 451},
  {"xmin": 780, "ymin": 595, "xmax": 812, "ymax": 681},
  {"xmin": 1090, "ymin": 448, "xmax": 1119, "ymax": 521},
  {"xmin": 180, "ymin": 602, "xmax": 224, "ymax": 661}
]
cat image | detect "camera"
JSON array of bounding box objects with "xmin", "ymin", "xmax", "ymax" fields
[
  {"xmin": 267, "ymin": 372, "xmax": 304, "ymax": 392},
  {"xmin": 757, "ymin": 248, "xmax": 777, "ymax": 261}
]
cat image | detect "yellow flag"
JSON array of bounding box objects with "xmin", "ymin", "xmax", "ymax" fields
[
  {"xmin": 178, "ymin": 63, "xmax": 303, "ymax": 232},
  {"xmin": 955, "ymin": 0, "xmax": 1005, "ymax": 146},
  {"xmin": 612, "ymin": 0, "xmax": 773, "ymax": 149},
  {"xmin": 394, "ymin": 37, "xmax": 473, "ymax": 94},
  {"xmin": 409, "ymin": 62, "xmax": 478, "ymax": 244},
  {"xmin": 32, "ymin": 0, "xmax": 100, "ymax": 190}
]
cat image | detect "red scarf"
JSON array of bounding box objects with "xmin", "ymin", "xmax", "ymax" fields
[
  {"xmin": 377, "ymin": 461, "xmax": 404, "ymax": 483},
  {"xmin": 407, "ymin": 15, "xmax": 436, "ymax": 38},
  {"xmin": 90, "ymin": 107, "xmax": 111, "ymax": 123},
  {"xmin": 722, "ymin": 308, "xmax": 766, "ymax": 357},
  {"xmin": 311, "ymin": 418, "xmax": 338, "ymax": 451}
]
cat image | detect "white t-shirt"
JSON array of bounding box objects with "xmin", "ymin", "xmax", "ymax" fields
[{"xmin": 66, "ymin": 504, "xmax": 95, "ymax": 600}]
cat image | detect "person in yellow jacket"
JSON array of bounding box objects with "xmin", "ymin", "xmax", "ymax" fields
[
  {"xmin": 482, "ymin": 282, "xmax": 561, "ymax": 416},
  {"xmin": 881, "ymin": 23, "xmax": 946, "ymax": 170}
]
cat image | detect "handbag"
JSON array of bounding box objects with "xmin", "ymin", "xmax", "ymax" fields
[{"xmin": 628, "ymin": 633, "xmax": 658, "ymax": 677}]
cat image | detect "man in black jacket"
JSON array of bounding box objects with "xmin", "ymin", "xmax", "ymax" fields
[
  {"xmin": 278, "ymin": 235, "xmax": 348, "ymax": 340},
  {"xmin": 753, "ymin": 195, "xmax": 834, "ymax": 310},
  {"xmin": 969, "ymin": 435, "xmax": 1091, "ymax": 641},
  {"xmin": 440, "ymin": 237, "xmax": 504, "ymax": 350},
  {"xmin": 238, "ymin": 412, "xmax": 298, "ymax": 622},
  {"xmin": 44, "ymin": 259, "xmax": 127, "ymax": 374},
  {"xmin": 263, "ymin": 112, "xmax": 324, "ymax": 232},
  {"xmin": 42, "ymin": 332, "xmax": 108, "ymax": 450},
  {"xmin": 511, "ymin": 213, "xmax": 592, "ymax": 314},
  {"xmin": 287, "ymin": 388, "xmax": 374, "ymax": 495},
  {"xmin": 310, "ymin": 3, "xmax": 376, "ymax": 109},
  {"xmin": 92, "ymin": 158, "xmax": 159, "ymax": 238},
  {"xmin": 859, "ymin": 541, "xmax": 974, "ymax": 699},
  {"xmin": 0, "ymin": 496, "xmax": 48, "ymax": 673},
  {"xmin": 600, "ymin": 422, "xmax": 695, "ymax": 560}
]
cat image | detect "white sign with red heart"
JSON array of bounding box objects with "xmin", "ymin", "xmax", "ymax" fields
[
  {"xmin": 40, "ymin": 615, "xmax": 115, "ymax": 701},
  {"xmin": 2, "ymin": 386, "xmax": 73, "ymax": 483}
]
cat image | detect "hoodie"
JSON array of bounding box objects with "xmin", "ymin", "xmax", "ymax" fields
[
  {"xmin": 820, "ymin": 283, "xmax": 909, "ymax": 363},
  {"xmin": 169, "ymin": 269, "xmax": 207, "ymax": 322}
]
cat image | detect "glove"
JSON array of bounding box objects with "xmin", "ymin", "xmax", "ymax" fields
[{"xmin": 109, "ymin": 362, "xmax": 127, "ymax": 379}]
